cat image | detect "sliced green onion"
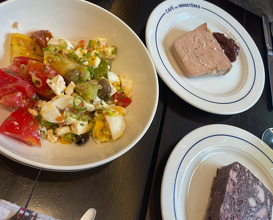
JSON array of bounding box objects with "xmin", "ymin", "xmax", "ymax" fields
[
  {"xmin": 108, "ymin": 110, "xmax": 114, "ymax": 116},
  {"xmin": 87, "ymin": 66, "xmax": 94, "ymax": 79},
  {"xmin": 81, "ymin": 115, "xmax": 90, "ymax": 122},
  {"xmin": 41, "ymin": 120, "xmax": 55, "ymax": 126},
  {"xmin": 58, "ymin": 39, "xmax": 68, "ymax": 49},
  {"xmin": 73, "ymin": 96, "xmax": 86, "ymax": 111},
  {"xmin": 68, "ymin": 53, "xmax": 79, "ymax": 60},
  {"xmin": 78, "ymin": 57, "xmax": 87, "ymax": 64},
  {"xmin": 88, "ymin": 40, "xmax": 92, "ymax": 48},
  {"xmin": 69, "ymin": 112, "xmax": 79, "ymax": 119},
  {"xmin": 31, "ymin": 75, "xmax": 42, "ymax": 88}
]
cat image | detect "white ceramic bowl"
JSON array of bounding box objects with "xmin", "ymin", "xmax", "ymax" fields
[{"xmin": 0, "ymin": 0, "xmax": 158, "ymax": 171}]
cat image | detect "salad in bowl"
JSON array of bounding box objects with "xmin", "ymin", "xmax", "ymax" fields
[
  {"xmin": 0, "ymin": 0, "xmax": 158, "ymax": 171},
  {"xmin": 0, "ymin": 30, "xmax": 134, "ymax": 147}
]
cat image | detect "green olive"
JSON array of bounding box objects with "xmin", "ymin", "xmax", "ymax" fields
[{"xmin": 64, "ymin": 69, "xmax": 80, "ymax": 82}]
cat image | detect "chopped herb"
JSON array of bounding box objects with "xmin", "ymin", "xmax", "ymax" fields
[
  {"xmin": 85, "ymin": 52, "xmax": 91, "ymax": 58},
  {"xmin": 78, "ymin": 57, "xmax": 87, "ymax": 63},
  {"xmin": 68, "ymin": 54, "xmax": 79, "ymax": 60},
  {"xmin": 112, "ymin": 47, "xmax": 118, "ymax": 54},
  {"xmin": 88, "ymin": 40, "xmax": 92, "ymax": 48},
  {"xmin": 32, "ymin": 95, "xmax": 39, "ymax": 100},
  {"xmin": 42, "ymin": 68, "xmax": 46, "ymax": 71},
  {"xmin": 87, "ymin": 66, "xmax": 94, "ymax": 78}
]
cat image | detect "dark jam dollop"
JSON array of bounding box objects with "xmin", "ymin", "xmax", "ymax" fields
[{"xmin": 213, "ymin": 32, "xmax": 240, "ymax": 62}]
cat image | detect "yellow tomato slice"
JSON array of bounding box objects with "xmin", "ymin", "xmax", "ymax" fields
[{"xmin": 11, "ymin": 33, "xmax": 43, "ymax": 62}]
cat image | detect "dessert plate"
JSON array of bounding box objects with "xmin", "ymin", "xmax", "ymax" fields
[
  {"xmin": 146, "ymin": 0, "xmax": 264, "ymax": 115},
  {"xmin": 161, "ymin": 124, "xmax": 273, "ymax": 220}
]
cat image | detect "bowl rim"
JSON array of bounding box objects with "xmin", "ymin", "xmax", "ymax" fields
[{"xmin": 0, "ymin": 0, "xmax": 159, "ymax": 171}]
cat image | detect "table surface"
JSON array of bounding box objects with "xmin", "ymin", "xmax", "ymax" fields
[{"xmin": 0, "ymin": 0, "xmax": 272, "ymax": 219}]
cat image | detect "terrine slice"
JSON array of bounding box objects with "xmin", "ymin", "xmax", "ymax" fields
[
  {"xmin": 206, "ymin": 162, "xmax": 273, "ymax": 220},
  {"xmin": 172, "ymin": 23, "xmax": 232, "ymax": 77}
]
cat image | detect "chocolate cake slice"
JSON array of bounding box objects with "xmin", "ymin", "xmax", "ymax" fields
[{"xmin": 206, "ymin": 162, "xmax": 273, "ymax": 220}]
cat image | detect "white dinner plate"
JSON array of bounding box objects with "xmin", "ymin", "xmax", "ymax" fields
[
  {"xmin": 146, "ymin": 0, "xmax": 265, "ymax": 115},
  {"xmin": 161, "ymin": 124, "xmax": 273, "ymax": 220}
]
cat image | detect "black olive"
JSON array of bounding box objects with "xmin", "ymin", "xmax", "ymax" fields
[
  {"xmin": 75, "ymin": 133, "xmax": 90, "ymax": 146},
  {"xmin": 64, "ymin": 69, "xmax": 80, "ymax": 82},
  {"xmin": 99, "ymin": 78, "xmax": 111, "ymax": 97}
]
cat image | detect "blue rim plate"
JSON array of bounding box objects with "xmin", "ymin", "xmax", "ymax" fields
[
  {"xmin": 145, "ymin": 0, "xmax": 264, "ymax": 115},
  {"xmin": 161, "ymin": 124, "xmax": 273, "ymax": 220}
]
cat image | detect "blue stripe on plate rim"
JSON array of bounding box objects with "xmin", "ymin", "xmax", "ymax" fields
[
  {"xmin": 172, "ymin": 134, "xmax": 273, "ymax": 219},
  {"xmin": 155, "ymin": 4, "xmax": 256, "ymax": 105}
]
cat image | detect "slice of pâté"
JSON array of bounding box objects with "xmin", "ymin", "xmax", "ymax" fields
[{"xmin": 172, "ymin": 23, "xmax": 232, "ymax": 77}]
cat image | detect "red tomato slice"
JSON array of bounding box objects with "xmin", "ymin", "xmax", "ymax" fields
[
  {"xmin": 113, "ymin": 91, "xmax": 132, "ymax": 108},
  {"xmin": 75, "ymin": 40, "xmax": 86, "ymax": 49},
  {"xmin": 10, "ymin": 57, "xmax": 60, "ymax": 100},
  {"xmin": 2, "ymin": 65, "xmax": 22, "ymax": 77},
  {"xmin": 4, "ymin": 57, "xmax": 39, "ymax": 82},
  {"xmin": 31, "ymin": 30, "xmax": 53, "ymax": 49},
  {"xmin": 26, "ymin": 60, "xmax": 59, "ymax": 99},
  {"xmin": 0, "ymin": 92, "xmax": 36, "ymax": 109},
  {"xmin": 13, "ymin": 56, "xmax": 40, "ymax": 66},
  {"xmin": 0, "ymin": 92, "xmax": 23, "ymax": 108},
  {"xmin": 0, "ymin": 109, "xmax": 41, "ymax": 146},
  {"xmin": 0, "ymin": 69, "xmax": 36, "ymax": 99}
]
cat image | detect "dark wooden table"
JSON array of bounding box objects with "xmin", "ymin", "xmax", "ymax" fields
[{"xmin": 0, "ymin": 0, "xmax": 271, "ymax": 219}]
